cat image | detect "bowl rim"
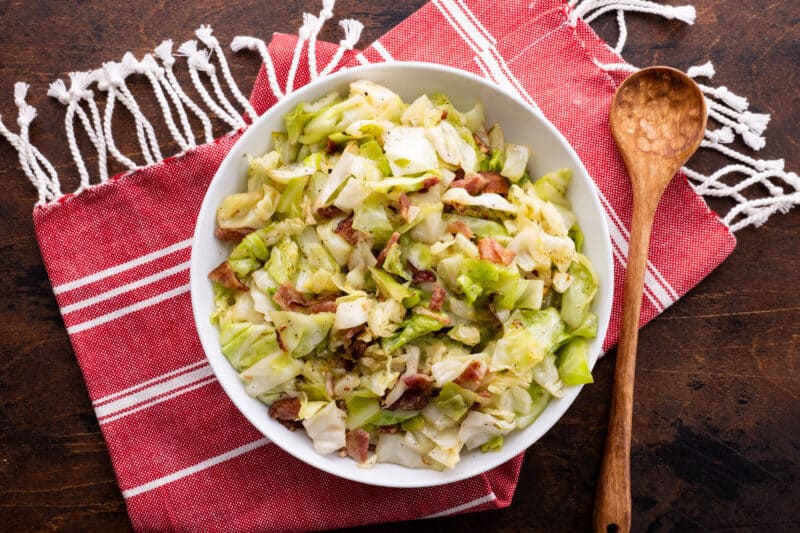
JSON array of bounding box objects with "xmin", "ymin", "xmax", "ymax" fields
[{"xmin": 190, "ymin": 61, "xmax": 613, "ymax": 488}]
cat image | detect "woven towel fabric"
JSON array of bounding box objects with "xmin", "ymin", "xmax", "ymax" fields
[{"xmin": 31, "ymin": 1, "xmax": 736, "ymax": 532}]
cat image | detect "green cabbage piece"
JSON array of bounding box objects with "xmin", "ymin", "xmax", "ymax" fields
[
  {"xmin": 266, "ymin": 237, "xmax": 299, "ymax": 285},
  {"xmin": 434, "ymin": 382, "xmax": 478, "ymax": 422},
  {"xmin": 272, "ymin": 131, "xmax": 299, "ymax": 165},
  {"xmin": 568, "ymin": 223, "xmax": 584, "ymax": 253},
  {"xmin": 491, "ymin": 308, "xmax": 566, "ymax": 375},
  {"xmin": 275, "ymin": 176, "xmax": 309, "ymax": 219},
  {"xmin": 247, "ymin": 151, "xmax": 281, "ymax": 191},
  {"xmin": 358, "ymin": 139, "xmax": 391, "ymax": 176},
  {"xmin": 353, "ymin": 194, "xmax": 394, "ymax": 244},
  {"xmin": 400, "ymin": 414, "xmax": 425, "ymax": 431},
  {"xmin": 560, "ymin": 253, "xmax": 598, "ymax": 329},
  {"xmin": 368, "ymin": 267, "xmax": 415, "ymax": 302},
  {"xmin": 404, "ymin": 241, "xmax": 432, "ymax": 270},
  {"xmin": 500, "ymin": 143, "xmax": 530, "ymax": 182},
  {"xmin": 271, "ymin": 310, "xmax": 335, "ymax": 357},
  {"xmin": 382, "ymin": 243, "xmax": 410, "ymax": 280},
  {"xmin": 533, "ymin": 168, "xmax": 571, "ymax": 206},
  {"xmin": 525, "ymin": 383, "xmax": 551, "ymax": 424},
  {"xmin": 480, "ymin": 435, "xmax": 504, "ymax": 452},
  {"xmin": 556, "ymin": 337, "xmax": 594, "ymax": 386},
  {"xmin": 370, "ymin": 409, "xmax": 420, "ymax": 426},
  {"xmin": 228, "ymin": 228, "xmax": 271, "ymax": 278},
  {"xmin": 345, "ymin": 390, "xmax": 381, "ymax": 430},
  {"xmin": 383, "ymin": 312, "xmax": 447, "ymax": 353},
  {"xmin": 219, "ymin": 320, "xmax": 280, "ymax": 371},
  {"xmin": 216, "ymin": 185, "xmax": 279, "ymax": 230},
  {"xmin": 443, "ymin": 214, "xmax": 508, "ymax": 238},
  {"xmin": 239, "ymin": 350, "xmax": 305, "ymax": 397},
  {"xmin": 299, "ymin": 95, "xmax": 374, "ymax": 145}
]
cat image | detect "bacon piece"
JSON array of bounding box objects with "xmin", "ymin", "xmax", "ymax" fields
[
  {"xmin": 479, "ymin": 171, "xmax": 509, "ymax": 195},
  {"xmin": 478, "ymin": 237, "xmax": 516, "ymax": 266},
  {"xmin": 214, "ymin": 226, "xmax": 255, "ymax": 243},
  {"xmin": 450, "ymin": 174, "xmax": 489, "ymax": 195},
  {"xmin": 419, "ymin": 176, "xmax": 440, "ymax": 193},
  {"xmin": 273, "ymin": 283, "xmax": 309, "ymax": 311},
  {"xmin": 454, "ymin": 360, "xmax": 488, "ymax": 391},
  {"xmin": 429, "ymin": 285, "xmax": 446, "ymax": 312},
  {"xmin": 343, "ymin": 324, "xmax": 366, "ymax": 340},
  {"xmin": 334, "ymin": 216, "xmax": 360, "ymax": 245},
  {"xmin": 346, "ymin": 428, "xmax": 371, "ymax": 463},
  {"xmin": 325, "ymin": 137, "xmax": 338, "ymax": 154},
  {"xmin": 208, "ymin": 261, "xmax": 248, "ymax": 291},
  {"xmin": 446, "ymin": 220, "xmax": 474, "ymax": 239},
  {"xmin": 375, "ymin": 231, "xmax": 400, "ymax": 268},
  {"xmin": 398, "ymin": 193, "xmax": 411, "ymax": 220},
  {"xmin": 349, "ymin": 339, "xmax": 368, "ymax": 359},
  {"xmin": 269, "ymin": 397, "xmax": 301, "ymax": 421},
  {"xmin": 308, "ymin": 300, "xmax": 337, "ymax": 313},
  {"xmin": 316, "ymin": 205, "xmax": 344, "ymax": 220},
  {"xmin": 389, "ymin": 373, "xmax": 434, "ymax": 411},
  {"xmin": 411, "ymin": 269, "xmax": 437, "ymax": 285},
  {"xmin": 378, "ymin": 425, "xmax": 399, "ymax": 434}
]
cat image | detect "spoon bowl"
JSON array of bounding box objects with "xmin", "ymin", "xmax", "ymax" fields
[{"xmin": 594, "ymin": 66, "xmax": 707, "ymax": 533}]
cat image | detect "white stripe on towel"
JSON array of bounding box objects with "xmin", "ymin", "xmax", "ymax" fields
[
  {"xmin": 122, "ymin": 438, "xmax": 271, "ymax": 498},
  {"xmin": 53, "ymin": 238, "xmax": 192, "ymax": 294},
  {"xmin": 66, "ymin": 283, "xmax": 190, "ymax": 334}
]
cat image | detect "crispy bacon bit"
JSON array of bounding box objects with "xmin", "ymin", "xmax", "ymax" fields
[
  {"xmin": 411, "ymin": 269, "xmax": 437, "ymax": 285},
  {"xmin": 478, "ymin": 237, "xmax": 516, "ymax": 266},
  {"xmin": 446, "ymin": 220, "xmax": 474, "ymax": 239},
  {"xmin": 403, "ymin": 373, "xmax": 434, "ymax": 388},
  {"xmin": 414, "ymin": 306, "xmax": 453, "ymax": 325},
  {"xmin": 346, "ymin": 428, "xmax": 371, "ymax": 463},
  {"xmin": 343, "ymin": 324, "xmax": 366, "ymax": 340},
  {"xmin": 214, "ymin": 226, "xmax": 255, "ymax": 243},
  {"xmin": 325, "ymin": 137, "xmax": 338, "ymax": 153},
  {"xmin": 473, "ymin": 130, "xmax": 491, "ymax": 154},
  {"xmin": 441, "ymin": 109, "xmax": 449, "ymax": 120},
  {"xmin": 450, "ymin": 171, "xmax": 510, "ymax": 196},
  {"xmin": 419, "ymin": 176, "xmax": 440, "ymax": 193},
  {"xmin": 398, "ymin": 193, "xmax": 412, "ymax": 220},
  {"xmin": 479, "ymin": 171, "xmax": 510, "ymax": 195},
  {"xmin": 308, "ymin": 300, "xmax": 337, "ymax": 313},
  {"xmin": 269, "ymin": 397, "xmax": 301, "ymax": 421},
  {"xmin": 454, "ymin": 360, "xmax": 488, "ymax": 391},
  {"xmin": 450, "ymin": 173, "xmax": 489, "ymax": 195},
  {"xmin": 430, "ymin": 284, "xmax": 446, "ymax": 312},
  {"xmin": 274, "ymin": 283, "xmax": 309, "ymax": 311},
  {"xmin": 334, "ymin": 216, "xmax": 360, "ymax": 245},
  {"xmin": 208, "ymin": 261, "xmax": 248, "ymax": 291},
  {"xmin": 390, "ymin": 373, "xmax": 434, "ymax": 411},
  {"xmin": 378, "ymin": 424, "xmax": 399, "ymax": 434},
  {"xmin": 375, "ymin": 231, "xmax": 400, "ymax": 268},
  {"xmin": 349, "ymin": 339, "xmax": 368, "ymax": 359},
  {"xmin": 316, "ymin": 205, "xmax": 344, "ymax": 220}
]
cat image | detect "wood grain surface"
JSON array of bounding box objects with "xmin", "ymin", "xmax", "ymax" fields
[{"xmin": 1, "ymin": 1, "xmax": 798, "ymax": 532}]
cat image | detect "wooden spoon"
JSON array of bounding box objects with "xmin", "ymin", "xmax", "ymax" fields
[{"xmin": 593, "ymin": 66, "xmax": 707, "ymax": 533}]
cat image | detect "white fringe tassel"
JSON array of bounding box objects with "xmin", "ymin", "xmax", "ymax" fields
[
  {"xmin": 569, "ymin": 0, "xmax": 696, "ymax": 53},
  {"xmin": 2, "ymin": 0, "xmax": 795, "ymax": 232},
  {"xmin": 154, "ymin": 39, "xmax": 215, "ymax": 144}
]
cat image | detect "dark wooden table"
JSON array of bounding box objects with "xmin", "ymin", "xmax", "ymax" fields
[{"xmin": 1, "ymin": 1, "xmax": 798, "ymax": 531}]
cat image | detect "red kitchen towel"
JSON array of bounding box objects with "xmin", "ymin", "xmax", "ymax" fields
[{"xmin": 30, "ymin": 1, "xmax": 736, "ymax": 532}]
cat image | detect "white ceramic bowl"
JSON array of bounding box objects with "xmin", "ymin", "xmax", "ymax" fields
[{"xmin": 190, "ymin": 62, "xmax": 613, "ymax": 488}]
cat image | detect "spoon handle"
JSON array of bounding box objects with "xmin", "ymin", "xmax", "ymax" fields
[{"xmin": 593, "ymin": 199, "xmax": 656, "ymax": 533}]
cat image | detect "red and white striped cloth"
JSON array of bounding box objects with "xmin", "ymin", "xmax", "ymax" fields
[{"xmin": 32, "ymin": 1, "xmax": 736, "ymax": 531}]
